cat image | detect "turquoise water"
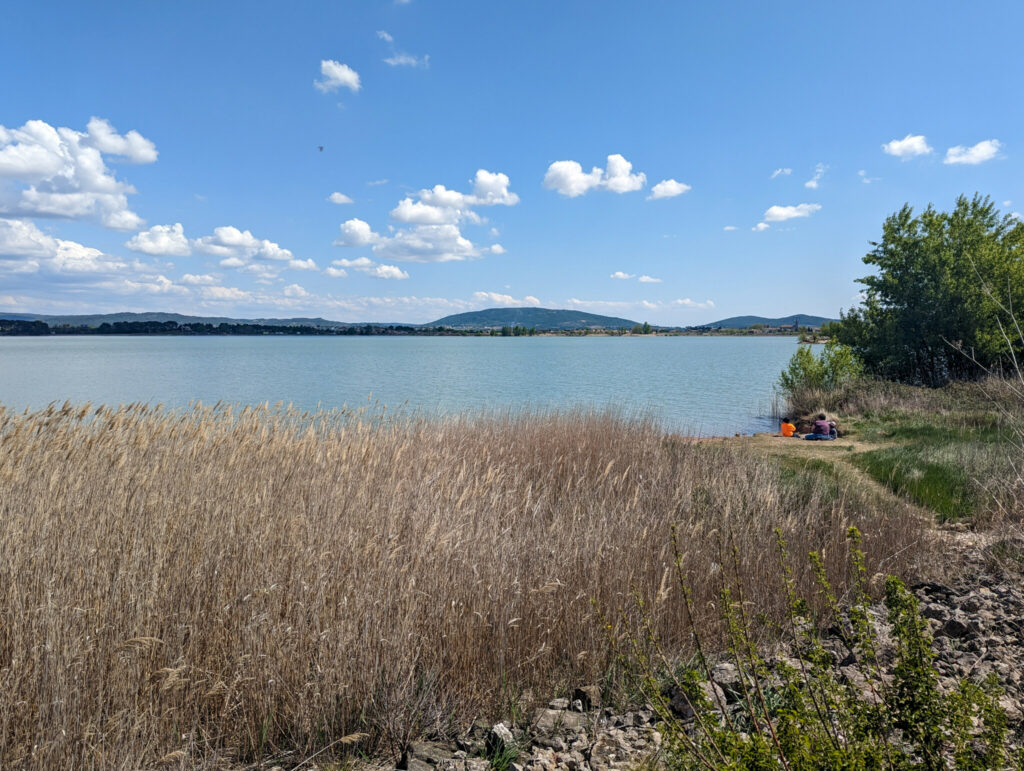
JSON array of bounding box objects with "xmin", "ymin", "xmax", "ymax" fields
[{"xmin": 0, "ymin": 335, "xmax": 805, "ymax": 435}]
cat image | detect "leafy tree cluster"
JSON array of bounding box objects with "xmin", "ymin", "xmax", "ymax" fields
[
  {"xmin": 778, "ymin": 340, "xmax": 862, "ymax": 396},
  {"xmin": 835, "ymin": 195, "xmax": 1024, "ymax": 385}
]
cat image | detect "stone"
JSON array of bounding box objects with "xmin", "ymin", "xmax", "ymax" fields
[
  {"xmin": 405, "ymin": 759, "xmax": 433, "ymax": 771},
  {"xmin": 548, "ymin": 698, "xmax": 570, "ymax": 710},
  {"xmin": 532, "ymin": 708, "xmax": 586, "ymax": 734},
  {"xmin": 573, "ymin": 685, "xmax": 602, "ymax": 711},
  {"xmin": 487, "ymin": 722, "xmax": 515, "ymax": 757},
  {"xmin": 410, "ymin": 741, "xmax": 454, "ymax": 766}
]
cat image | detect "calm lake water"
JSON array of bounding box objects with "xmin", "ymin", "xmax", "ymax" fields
[{"xmin": 0, "ymin": 336, "xmax": 806, "ymax": 436}]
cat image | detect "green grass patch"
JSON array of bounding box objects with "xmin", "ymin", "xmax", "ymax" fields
[{"xmin": 852, "ymin": 448, "xmax": 975, "ymax": 521}]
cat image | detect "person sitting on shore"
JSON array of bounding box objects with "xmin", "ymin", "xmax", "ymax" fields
[
  {"xmin": 780, "ymin": 417, "xmax": 798, "ymax": 437},
  {"xmin": 804, "ymin": 413, "xmax": 835, "ymax": 440}
]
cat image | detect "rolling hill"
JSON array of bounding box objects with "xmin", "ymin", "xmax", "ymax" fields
[
  {"xmin": 702, "ymin": 314, "xmax": 836, "ymax": 329},
  {"xmin": 426, "ymin": 307, "xmax": 638, "ymax": 330}
]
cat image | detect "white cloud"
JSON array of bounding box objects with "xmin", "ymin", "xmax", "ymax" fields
[
  {"xmin": 314, "ymin": 60, "xmax": 361, "ymax": 93},
  {"xmin": 283, "ymin": 283, "xmax": 310, "ymax": 298},
  {"xmin": 672, "ymin": 298, "xmax": 715, "ymax": 310},
  {"xmin": 647, "ymin": 179, "xmax": 691, "ymax": 200},
  {"xmin": 610, "ymin": 271, "xmax": 635, "ymax": 279},
  {"xmin": 882, "ymin": 134, "xmax": 932, "ymax": 158},
  {"xmin": 763, "ymin": 203, "xmax": 821, "ymax": 222},
  {"xmin": 1004, "ymin": 200, "xmax": 1013, "ymax": 207},
  {"xmin": 752, "ymin": 222, "xmax": 770, "ymax": 232},
  {"xmin": 0, "ymin": 218, "xmax": 129, "ymax": 276},
  {"xmin": 328, "ymin": 192, "xmax": 353, "ymax": 204},
  {"xmin": 0, "ymin": 118, "xmax": 158, "ymax": 230},
  {"xmin": 85, "ymin": 117, "xmax": 157, "ymax": 163},
  {"xmin": 770, "ymin": 168, "xmax": 792, "ymax": 179},
  {"xmin": 367, "ymin": 178, "xmax": 389, "ymax": 186},
  {"xmin": 943, "ymin": 139, "xmax": 1002, "ymax": 165},
  {"xmin": 857, "ymin": 169, "xmax": 881, "ymax": 184},
  {"xmin": 385, "ymin": 53, "xmax": 430, "ymax": 68},
  {"xmin": 473, "ymin": 291, "xmax": 540, "ymax": 307},
  {"xmin": 331, "ymin": 256, "xmax": 408, "ymax": 279},
  {"xmin": 543, "ymin": 154, "xmax": 646, "ymax": 197},
  {"xmin": 723, "ymin": 225, "xmax": 738, "ymax": 231},
  {"xmin": 201, "ymin": 286, "xmax": 251, "ymax": 302},
  {"xmin": 804, "ymin": 163, "xmax": 827, "ymax": 189},
  {"xmin": 336, "ymin": 169, "xmax": 517, "ymax": 263},
  {"xmin": 1009, "ymin": 212, "xmax": 1021, "ymax": 221},
  {"xmin": 376, "ymin": 30, "xmax": 394, "ymax": 42},
  {"xmin": 125, "ymin": 223, "xmax": 191, "ymax": 256},
  {"xmin": 638, "ymin": 275, "xmax": 662, "ymax": 283},
  {"xmin": 391, "ymin": 197, "xmax": 460, "ymax": 224},
  {"xmin": 180, "ymin": 273, "xmax": 219, "ymax": 285},
  {"xmin": 192, "ymin": 226, "xmax": 313, "ymax": 278},
  {"xmin": 334, "ymin": 218, "xmax": 379, "ymax": 247}
]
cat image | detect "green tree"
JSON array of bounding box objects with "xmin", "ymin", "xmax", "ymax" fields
[
  {"xmin": 778, "ymin": 341, "xmax": 862, "ymax": 396},
  {"xmin": 835, "ymin": 195, "xmax": 1024, "ymax": 385}
]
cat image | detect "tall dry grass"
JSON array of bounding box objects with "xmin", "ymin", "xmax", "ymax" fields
[{"xmin": 0, "ymin": 402, "xmax": 938, "ymax": 768}]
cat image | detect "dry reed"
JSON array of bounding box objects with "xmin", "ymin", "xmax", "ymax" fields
[{"xmin": 0, "ymin": 402, "xmax": 938, "ymax": 768}]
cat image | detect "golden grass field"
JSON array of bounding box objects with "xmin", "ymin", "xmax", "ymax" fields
[{"xmin": 0, "ymin": 402, "xmax": 941, "ymax": 768}]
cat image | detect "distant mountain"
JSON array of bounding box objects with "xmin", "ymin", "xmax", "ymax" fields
[
  {"xmin": 702, "ymin": 314, "xmax": 836, "ymax": 329},
  {"xmin": 0, "ymin": 311, "xmax": 389, "ymax": 328},
  {"xmin": 427, "ymin": 307, "xmax": 638, "ymax": 330}
]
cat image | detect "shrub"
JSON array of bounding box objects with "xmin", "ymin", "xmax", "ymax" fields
[{"xmin": 778, "ymin": 341, "xmax": 862, "ymax": 397}]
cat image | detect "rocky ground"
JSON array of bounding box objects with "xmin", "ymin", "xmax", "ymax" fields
[{"xmin": 259, "ymin": 535, "xmax": 1024, "ymax": 771}]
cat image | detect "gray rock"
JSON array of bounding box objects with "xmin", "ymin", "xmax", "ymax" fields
[
  {"xmin": 405, "ymin": 759, "xmax": 433, "ymax": 771},
  {"xmin": 487, "ymin": 722, "xmax": 515, "ymax": 757},
  {"xmin": 532, "ymin": 708, "xmax": 586, "ymax": 734},
  {"xmin": 410, "ymin": 741, "xmax": 454, "ymax": 766},
  {"xmin": 548, "ymin": 698, "xmax": 570, "ymax": 710},
  {"xmin": 573, "ymin": 685, "xmax": 602, "ymax": 711}
]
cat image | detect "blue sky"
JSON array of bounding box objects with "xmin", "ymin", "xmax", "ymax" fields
[{"xmin": 0, "ymin": 1, "xmax": 1021, "ymax": 324}]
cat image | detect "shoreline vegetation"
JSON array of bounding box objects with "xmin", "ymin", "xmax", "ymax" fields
[
  {"xmin": 0, "ymin": 318, "xmax": 823, "ymax": 338},
  {"xmin": 0, "ymin": 397, "xmax": 946, "ymax": 768}
]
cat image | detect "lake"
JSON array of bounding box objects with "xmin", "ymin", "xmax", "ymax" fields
[{"xmin": 0, "ymin": 335, "xmax": 805, "ymax": 436}]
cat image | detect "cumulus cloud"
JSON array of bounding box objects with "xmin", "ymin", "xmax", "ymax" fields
[
  {"xmin": 858, "ymin": 170, "xmax": 880, "ymax": 184},
  {"xmin": 192, "ymin": 226, "xmax": 315, "ymax": 278},
  {"xmin": 752, "ymin": 222, "xmax": 770, "ymax": 232},
  {"xmin": 638, "ymin": 275, "xmax": 662, "ymax": 283},
  {"xmin": 0, "ymin": 118, "xmax": 158, "ymax": 230},
  {"xmin": 335, "ymin": 169, "xmax": 518, "ymax": 262},
  {"xmin": 723, "ymin": 225, "xmax": 738, "ymax": 231},
  {"xmin": 201, "ymin": 286, "xmax": 251, "ymax": 302},
  {"xmin": 647, "ymin": 179, "xmax": 691, "ymax": 200},
  {"xmin": 331, "ymin": 256, "xmax": 409, "ymax": 279},
  {"xmin": 804, "ymin": 163, "xmax": 827, "ymax": 189},
  {"xmin": 882, "ymin": 134, "xmax": 932, "ymax": 158},
  {"xmin": 125, "ymin": 223, "xmax": 191, "ymax": 256},
  {"xmin": 0, "ymin": 218, "xmax": 127, "ymax": 276},
  {"xmin": 328, "ymin": 192, "xmax": 353, "ymax": 204},
  {"xmin": 763, "ymin": 203, "xmax": 821, "ymax": 222},
  {"xmin": 944, "ymin": 139, "xmax": 1002, "ymax": 165},
  {"xmin": 672, "ymin": 298, "xmax": 715, "ymax": 310},
  {"xmin": 473, "ymin": 291, "xmax": 540, "ymax": 307},
  {"xmin": 180, "ymin": 273, "xmax": 219, "ymax": 285},
  {"xmin": 770, "ymin": 168, "xmax": 792, "ymax": 179},
  {"xmin": 543, "ymin": 154, "xmax": 646, "ymax": 197},
  {"xmin": 610, "ymin": 271, "xmax": 635, "ymax": 279},
  {"xmin": 314, "ymin": 60, "xmax": 361, "ymax": 93},
  {"xmin": 377, "ymin": 30, "xmax": 429, "ymax": 68},
  {"xmin": 385, "ymin": 53, "xmax": 429, "ymax": 67},
  {"xmin": 283, "ymin": 283, "xmax": 311, "ymax": 298}
]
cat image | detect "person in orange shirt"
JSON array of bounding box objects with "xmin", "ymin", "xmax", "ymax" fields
[{"xmin": 780, "ymin": 417, "xmax": 798, "ymax": 437}]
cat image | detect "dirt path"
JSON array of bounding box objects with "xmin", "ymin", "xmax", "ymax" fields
[{"xmin": 713, "ymin": 432, "xmax": 995, "ymax": 553}]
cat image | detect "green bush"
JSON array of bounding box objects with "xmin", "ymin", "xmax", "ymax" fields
[
  {"xmin": 778, "ymin": 341, "xmax": 862, "ymax": 396},
  {"xmin": 619, "ymin": 528, "xmax": 1018, "ymax": 770}
]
